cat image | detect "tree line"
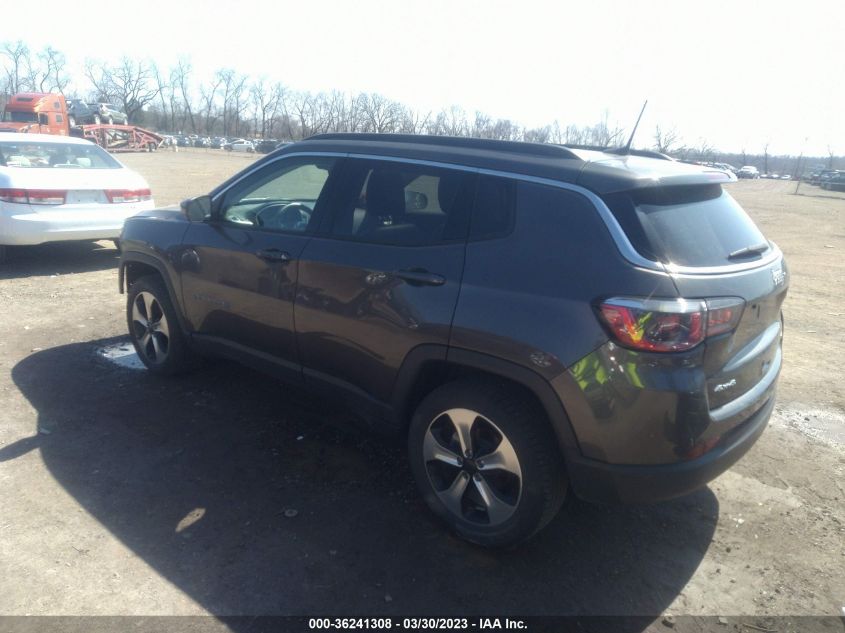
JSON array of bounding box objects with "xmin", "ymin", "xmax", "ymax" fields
[{"xmin": 1, "ymin": 40, "xmax": 838, "ymax": 171}]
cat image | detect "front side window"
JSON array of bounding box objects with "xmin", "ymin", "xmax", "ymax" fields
[
  {"xmin": 329, "ymin": 159, "xmax": 476, "ymax": 246},
  {"xmin": 219, "ymin": 157, "xmax": 336, "ymax": 233}
]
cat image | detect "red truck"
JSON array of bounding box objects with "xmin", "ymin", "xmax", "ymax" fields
[{"xmin": 0, "ymin": 92, "xmax": 163, "ymax": 152}]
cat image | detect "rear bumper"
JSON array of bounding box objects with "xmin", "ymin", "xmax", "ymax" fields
[
  {"xmin": 1, "ymin": 201, "xmax": 154, "ymax": 245},
  {"xmin": 566, "ymin": 394, "xmax": 774, "ymax": 504}
]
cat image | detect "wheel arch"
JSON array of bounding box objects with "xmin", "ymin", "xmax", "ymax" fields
[
  {"xmin": 392, "ymin": 345, "xmax": 581, "ymax": 456},
  {"xmin": 120, "ymin": 253, "xmax": 191, "ymax": 336}
]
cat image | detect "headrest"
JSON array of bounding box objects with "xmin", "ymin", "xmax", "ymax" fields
[{"xmin": 366, "ymin": 169, "xmax": 406, "ymax": 217}]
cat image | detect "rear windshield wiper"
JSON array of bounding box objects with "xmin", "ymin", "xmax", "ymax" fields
[{"xmin": 728, "ymin": 242, "xmax": 769, "ymax": 259}]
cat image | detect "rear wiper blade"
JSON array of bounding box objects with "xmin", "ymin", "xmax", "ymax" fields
[{"xmin": 728, "ymin": 242, "xmax": 769, "ymax": 259}]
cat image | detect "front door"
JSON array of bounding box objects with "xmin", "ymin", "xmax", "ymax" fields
[{"xmin": 180, "ymin": 155, "xmax": 340, "ymax": 376}]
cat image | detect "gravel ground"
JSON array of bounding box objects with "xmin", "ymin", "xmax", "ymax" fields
[{"xmin": 0, "ymin": 150, "xmax": 843, "ymax": 626}]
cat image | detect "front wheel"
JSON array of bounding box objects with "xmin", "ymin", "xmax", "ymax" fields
[
  {"xmin": 126, "ymin": 276, "xmax": 192, "ymax": 375},
  {"xmin": 408, "ymin": 379, "xmax": 567, "ymax": 547}
]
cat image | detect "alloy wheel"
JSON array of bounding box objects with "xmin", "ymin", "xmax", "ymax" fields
[
  {"xmin": 423, "ymin": 408, "xmax": 523, "ymax": 526},
  {"xmin": 131, "ymin": 291, "xmax": 171, "ymax": 365}
]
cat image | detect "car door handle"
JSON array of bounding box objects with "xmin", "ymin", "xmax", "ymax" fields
[
  {"xmin": 256, "ymin": 248, "xmax": 291, "ymax": 263},
  {"xmin": 393, "ymin": 269, "xmax": 446, "ymax": 286}
]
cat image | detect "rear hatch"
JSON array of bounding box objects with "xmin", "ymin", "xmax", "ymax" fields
[{"xmin": 601, "ymin": 183, "xmax": 788, "ymax": 423}]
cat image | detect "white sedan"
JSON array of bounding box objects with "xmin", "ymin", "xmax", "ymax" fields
[
  {"xmin": 0, "ymin": 133, "xmax": 155, "ymax": 262},
  {"xmin": 225, "ymin": 139, "xmax": 255, "ymax": 153}
]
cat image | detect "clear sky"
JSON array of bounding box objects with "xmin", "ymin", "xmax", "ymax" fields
[{"xmin": 1, "ymin": 0, "xmax": 842, "ymax": 155}]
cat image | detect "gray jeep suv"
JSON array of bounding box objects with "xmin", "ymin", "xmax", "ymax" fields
[{"xmin": 119, "ymin": 134, "xmax": 788, "ymax": 546}]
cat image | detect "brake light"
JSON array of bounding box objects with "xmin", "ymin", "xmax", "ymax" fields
[
  {"xmin": 597, "ymin": 297, "xmax": 745, "ymax": 353},
  {"xmin": 0, "ymin": 188, "xmax": 66, "ymax": 204},
  {"xmin": 105, "ymin": 188, "xmax": 152, "ymax": 203}
]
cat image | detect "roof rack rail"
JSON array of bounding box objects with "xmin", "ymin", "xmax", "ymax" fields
[{"xmin": 305, "ymin": 133, "xmax": 581, "ymax": 160}]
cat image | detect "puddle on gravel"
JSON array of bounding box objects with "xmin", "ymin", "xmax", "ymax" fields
[
  {"xmin": 96, "ymin": 342, "xmax": 144, "ymax": 370},
  {"xmin": 773, "ymin": 405, "xmax": 845, "ymax": 448}
]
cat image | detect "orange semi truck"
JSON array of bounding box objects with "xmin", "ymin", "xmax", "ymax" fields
[
  {"xmin": 0, "ymin": 92, "xmax": 70, "ymax": 135},
  {"xmin": 0, "ymin": 92, "xmax": 162, "ymax": 151}
]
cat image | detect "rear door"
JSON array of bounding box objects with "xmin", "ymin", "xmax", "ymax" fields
[
  {"xmin": 294, "ymin": 158, "xmax": 477, "ymax": 405},
  {"xmin": 179, "ymin": 155, "xmax": 340, "ymax": 377}
]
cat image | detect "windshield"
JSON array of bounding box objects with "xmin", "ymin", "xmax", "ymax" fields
[
  {"xmin": 0, "ymin": 141, "xmax": 122, "ymax": 169},
  {"xmin": 2, "ymin": 111, "xmax": 38, "ymax": 123}
]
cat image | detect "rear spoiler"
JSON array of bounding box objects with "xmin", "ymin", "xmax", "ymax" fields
[{"xmin": 576, "ymin": 153, "xmax": 737, "ymax": 194}]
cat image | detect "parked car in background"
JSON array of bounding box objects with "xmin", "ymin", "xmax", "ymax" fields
[
  {"xmin": 0, "ymin": 133, "xmax": 155, "ymax": 263},
  {"xmin": 225, "ymin": 139, "xmax": 255, "ymax": 152},
  {"xmin": 89, "ymin": 102, "xmax": 128, "ymax": 125},
  {"xmin": 119, "ymin": 133, "xmax": 787, "ymax": 546},
  {"xmin": 737, "ymin": 166, "xmax": 760, "ymax": 179},
  {"xmin": 66, "ymin": 99, "xmax": 101, "ymax": 126},
  {"xmin": 820, "ymin": 170, "xmax": 845, "ymax": 190},
  {"xmin": 254, "ymin": 139, "xmax": 280, "ymax": 154},
  {"xmin": 209, "ymin": 137, "xmax": 227, "ymax": 149}
]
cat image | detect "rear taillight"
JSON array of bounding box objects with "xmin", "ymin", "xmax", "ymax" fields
[
  {"xmin": 105, "ymin": 188, "xmax": 152, "ymax": 203},
  {"xmin": 0, "ymin": 188, "xmax": 66, "ymax": 204},
  {"xmin": 597, "ymin": 297, "xmax": 744, "ymax": 353}
]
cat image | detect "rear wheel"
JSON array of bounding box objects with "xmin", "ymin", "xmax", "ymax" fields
[
  {"xmin": 408, "ymin": 379, "xmax": 567, "ymax": 547},
  {"xmin": 126, "ymin": 276, "xmax": 191, "ymax": 375}
]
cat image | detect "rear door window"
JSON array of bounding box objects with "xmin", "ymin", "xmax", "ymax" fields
[
  {"xmin": 328, "ymin": 159, "xmax": 476, "ymax": 246},
  {"xmin": 603, "ymin": 184, "xmax": 769, "ymax": 267}
]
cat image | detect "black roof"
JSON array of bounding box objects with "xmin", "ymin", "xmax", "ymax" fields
[{"xmin": 273, "ymin": 134, "xmax": 734, "ymax": 195}]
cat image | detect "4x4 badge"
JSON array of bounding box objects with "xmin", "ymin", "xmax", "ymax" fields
[{"xmin": 772, "ymin": 267, "xmax": 785, "ymax": 286}]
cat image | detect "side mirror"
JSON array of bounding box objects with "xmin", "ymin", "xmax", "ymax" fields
[{"xmin": 181, "ymin": 195, "xmax": 212, "ymax": 222}]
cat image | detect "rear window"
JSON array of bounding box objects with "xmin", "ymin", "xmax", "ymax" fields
[
  {"xmin": 603, "ymin": 184, "xmax": 769, "ymax": 267},
  {"xmin": 0, "ymin": 141, "xmax": 121, "ymax": 169}
]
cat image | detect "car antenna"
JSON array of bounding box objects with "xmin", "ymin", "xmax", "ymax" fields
[{"xmin": 622, "ymin": 99, "xmax": 648, "ymax": 155}]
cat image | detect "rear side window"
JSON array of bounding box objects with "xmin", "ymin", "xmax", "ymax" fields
[
  {"xmin": 603, "ymin": 185, "xmax": 769, "ymax": 267},
  {"xmin": 329, "ymin": 159, "xmax": 476, "ymax": 246}
]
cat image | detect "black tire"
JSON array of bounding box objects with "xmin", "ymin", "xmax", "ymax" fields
[
  {"xmin": 408, "ymin": 379, "xmax": 567, "ymax": 547},
  {"xmin": 126, "ymin": 275, "xmax": 192, "ymax": 375}
]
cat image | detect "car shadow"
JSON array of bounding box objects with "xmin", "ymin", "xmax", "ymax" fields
[
  {"xmin": 0, "ymin": 241, "xmax": 119, "ymax": 279},
  {"xmin": 11, "ymin": 339, "xmax": 719, "ymax": 625}
]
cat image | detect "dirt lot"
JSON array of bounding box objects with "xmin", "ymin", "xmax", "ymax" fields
[{"xmin": 0, "ymin": 150, "xmax": 843, "ymax": 627}]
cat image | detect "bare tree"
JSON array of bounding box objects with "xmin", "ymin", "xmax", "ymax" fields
[
  {"xmin": 172, "ymin": 58, "xmax": 196, "ymax": 133},
  {"xmin": 654, "ymin": 124, "xmax": 680, "ymax": 154},
  {"xmin": 28, "ymin": 47, "xmax": 70, "ymax": 93},
  {"xmin": 85, "ymin": 57, "xmax": 161, "ymax": 123},
  {"xmin": 2, "ymin": 41, "xmax": 30, "ymax": 94},
  {"xmin": 763, "ymin": 142, "xmax": 769, "ymax": 174}
]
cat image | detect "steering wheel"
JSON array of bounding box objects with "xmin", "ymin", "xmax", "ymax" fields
[{"xmin": 254, "ymin": 202, "xmax": 312, "ymax": 231}]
